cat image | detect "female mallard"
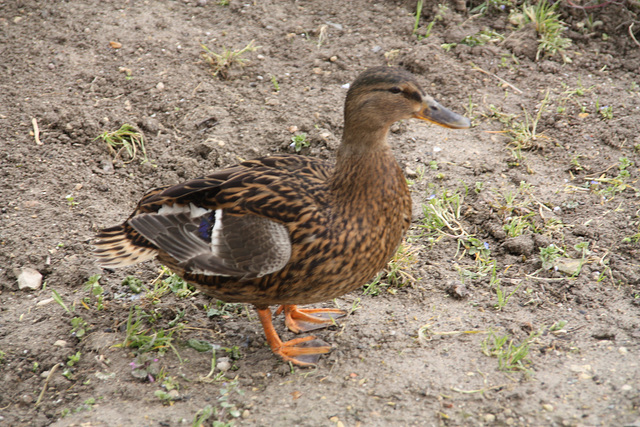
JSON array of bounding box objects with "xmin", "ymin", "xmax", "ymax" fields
[{"xmin": 95, "ymin": 66, "xmax": 470, "ymax": 366}]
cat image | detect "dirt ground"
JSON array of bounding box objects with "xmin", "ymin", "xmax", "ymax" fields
[{"xmin": 1, "ymin": 0, "xmax": 640, "ymax": 425}]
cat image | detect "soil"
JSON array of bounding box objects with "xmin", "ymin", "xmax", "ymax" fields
[{"xmin": 1, "ymin": 0, "xmax": 640, "ymax": 426}]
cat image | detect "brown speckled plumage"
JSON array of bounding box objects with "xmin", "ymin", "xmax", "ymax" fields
[{"xmin": 95, "ymin": 66, "xmax": 470, "ymax": 366}]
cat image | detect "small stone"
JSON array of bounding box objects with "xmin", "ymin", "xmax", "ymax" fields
[
  {"xmin": 542, "ymin": 403, "xmax": 554, "ymax": 412},
  {"xmin": 329, "ymin": 55, "xmax": 337, "ymax": 62},
  {"xmin": 618, "ymin": 347, "xmax": 628, "ymax": 355},
  {"xmin": 53, "ymin": 340, "xmax": 68, "ymax": 348},
  {"xmin": 592, "ymin": 329, "xmax": 615, "ymax": 340},
  {"xmin": 216, "ymin": 357, "xmax": 231, "ymax": 372},
  {"xmin": 18, "ymin": 268, "xmax": 43, "ymax": 290},
  {"xmin": 40, "ymin": 371, "xmax": 50, "ymax": 378},
  {"xmin": 621, "ymin": 384, "xmax": 632, "ymax": 392},
  {"xmin": 109, "ymin": 41, "xmax": 122, "ymax": 49},
  {"xmin": 265, "ymin": 98, "xmax": 279, "ymax": 106},
  {"xmin": 36, "ymin": 298, "xmax": 55, "ymax": 306},
  {"xmin": 446, "ymin": 282, "xmax": 469, "ymax": 299},
  {"xmin": 242, "ymin": 409, "xmax": 250, "ymax": 419},
  {"xmin": 21, "ymin": 394, "xmax": 34, "ymax": 404},
  {"xmin": 288, "ymin": 125, "xmax": 298, "ymax": 133},
  {"xmin": 484, "ymin": 414, "xmax": 496, "ymax": 423},
  {"xmin": 312, "ymin": 67, "xmax": 324, "ymax": 75},
  {"xmin": 156, "ymin": 82, "xmax": 165, "ymax": 91},
  {"xmin": 168, "ymin": 389, "xmax": 180, "ymax": 399},
  {"xmin": 405, "ymin": 166, "xmax": 417, "ymax": 178},
  {"xmin": 553, "ymin": 257, "xmax": 582, "ymax": 276}
]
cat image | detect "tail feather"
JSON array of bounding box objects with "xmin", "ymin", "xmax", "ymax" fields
[{"xmin": 94, "ymin": 224, "xmax": 158, "ymax": 268}]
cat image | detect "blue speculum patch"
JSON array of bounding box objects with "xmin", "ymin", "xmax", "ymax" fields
[{"xmin": 198, "ymin": 213, "xmax": 215, "ymax": 240}]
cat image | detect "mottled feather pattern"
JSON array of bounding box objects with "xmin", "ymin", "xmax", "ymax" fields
[{"xmin": 94, "ymin": 66, "xmax": 470, "ymax": 365}]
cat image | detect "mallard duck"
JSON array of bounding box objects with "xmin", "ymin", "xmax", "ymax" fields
[{"xmin": 94, "ymin": 66, "xmax": 470, "ymax": 366}]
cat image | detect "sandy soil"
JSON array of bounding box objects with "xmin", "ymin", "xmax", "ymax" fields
[{"xmin": 1, "ymin": 0, "xmax": 640, "ymax": 426}]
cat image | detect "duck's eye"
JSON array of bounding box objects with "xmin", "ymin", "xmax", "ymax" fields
[{"xmin": 389, "ymin": 87, "xmax": 402, "ymax": 94}]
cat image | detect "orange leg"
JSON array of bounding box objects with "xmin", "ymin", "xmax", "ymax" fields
[
  {"xmin": 256, "ymin": 308, "xmax": 332, "ymax": 367},
  {"xmin": 275, "ymin": 304, "xmax": 347, "ymax": 333}
]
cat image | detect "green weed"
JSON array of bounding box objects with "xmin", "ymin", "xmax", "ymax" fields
[
  {"xmin": 201, "ymin": 40, "xmax": 258, "ymax": 79},
  {"xmin": 539, "ymin": 244, "xmax": 564, "ymax": 270},
  {"xmin": 521, "ymin": 0, "xmax": 572, "ymax": 60},
  {"xmin": 83, "ymin": 274, "xmax": 105, "ymax": 310},
  {"xmin": 95, "ymin": 124, "xmax": 148, "ymax": 164},
  {"xmin": 115, "ymin": 306, "xmax": 180, "ymax": 358},
  {"xmin": 52, "ymin": 289, "xmax": 72, "ymax": 314},
  {"xmin": 420, "ymin": 188, "xmax": 467, "ymax": 240},
  {"xmin": 482, "ymin": 330, "xmax": 537, "ymax": 374},
  {"xmin": 460, "ymin": 28, "xmax": 505, "ymax": 46},
  {"xmin": 414, "ymin": 2, "xmax": 447, "ymax": 39},
  {"xmin": 65, "ymin": 194, "xmax": 79, "ymax": 208},
  {"xmin": 290, "ymin": 133, "xmax": 310, "ymax": 152},
  {"xmin": 270, "ymin": 75, "xmax": 280, "ymax": 91},
  {"xmin": 364, "ymin": 243, "xmax": 418, "ymax": 295}
]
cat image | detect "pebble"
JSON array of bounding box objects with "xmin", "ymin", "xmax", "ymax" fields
[
  {"xmin": 156, "ymin": 82, "xmax": 165, "ymax": 91},
  {"xmin": 618, "ymin": 347, "xmax": 628, "ymax": 355},
  {"xmin": 405, "ymin": 166, "xmax": 417, "ymax": 178},
  {"xmin": 53, "ymin": 340, "xmax": 68, "ymax": 347},
  {"xmin": 216, "ymin": 357, "xmax": 231, "ymax": 372},
  {"xmin": 242, "ymin": 409, "xmax": 250, "ymax": 419},
  {"xmin": 621, "ymin": 384, "xmax": 633, "ymax": 392},
  {"xmin": 36, "ymin": 298, "xmax": 55, "ymax": 306},
  {"xmin": 484, "ymin": 413, "xmax": 496, "ymax": 423},
  {"xmin": 18, "ymin": 268, "xmax": 43, "ymax": 290},
  {"xmin": 542, "ymin": 403, "xmax": 554, "ymax": 412},
  {"xmin": 168, "ymin": 389, "xmax": 180, "ymax": 399}
]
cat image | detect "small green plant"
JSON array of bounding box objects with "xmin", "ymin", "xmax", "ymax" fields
[
  {"xmin": 131, "ymin": 354, "xmax": 161, "ymax": 382},
  {"xmin": 216, "ymin": 0, "xmax": 229, "ymax": 5},
  {"xmin": 67, "ymin": 351, "xmax": 81, "ymax": 367},
  {"xmin": 539, "ymin": 244, "xmax": 563, "ymax": 270},
  {"xmin": 83, "ymin": 274, "xmax": 105, "ymax": 310},
  {"xmin": 460, "ymin": 28, "xmax": 505, "ymax": 46},
  {"xmin": 364, "ymin": 243, "xmax": 418, "ymax": 295},
  {"xmin": 482, "ymin": 330, "xmax": 537, "ymax": 374},
  {"xmin": 52, "ymin": 289, "xmax": 72, "ymax": 314},
  {"xmin": 201, "ymin": 40, "xmax": 258, "ymax": 79},
  {"xmin": 521, "ymin": 0, "xmax": 572, "ymax": 60},
  {"xmin": 206, "ymin": 300, "xmax": 244, "ymax": 318},
  {"xmin": 412, "ymin": 0, "xmax": 424, "ymax": 35},
  {"xmin": 95, "ymin": 124, "xmax": 148, "ymax": 164},
  {"xmin": 414, "ymin": 1, "xmax": 447, "ymax": 39},
  {"xmin": 0, "ymin": 350, "xmax": 6, "ymax": 364},
  {"xmin": 270, "ymin": 75, "xmax": 280, "ymax": 91},
  {"xmin": 589, "ymin": 157, "xmax": 637, "ymax": 200},
  {"xmin": 508, "ymin": 90, "xmax": 551, "ymax": 150},
  {"xmin": 65, "ymin": 194, "xmax": 79, "ymax": 208},
  {"xmin": 503, "ymin": 212, "xmax": 536, "ymax": 237},
  {"xmin": 419, "ymin": 188, "xmax": 467, "ymax": 240},
  {"xmin": 290, "ymin": 133, "xmax": 310, "ymax": 152},
  {"xmin": 115, "ymin": 306, "xmax": 180, "ymax": 358},
  {"xmin": 470, "ymin": 0, "xmax": 512, "ymax": 15},
  {"xmin": 598, "ymin": 105, "xmax": 613, "ymax": 120},
  {"xmin": 71, "ymin": 316, "xmax": 89, "ymax": 339}
]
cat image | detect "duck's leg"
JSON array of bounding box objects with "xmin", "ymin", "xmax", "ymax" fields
[
  {"xmin": 275, "ymin": 304, "xmax": 347, "ymax": 333},
  {"xmin": 256, "ymin": 308, "xmax": 331, "ymax": 366}
]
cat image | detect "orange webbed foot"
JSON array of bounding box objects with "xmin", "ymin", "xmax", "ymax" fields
[
  {"xmin": 257, "ymin": 308, "xmax": 332, "ymax": 367},
  {"xmin": 276, "ymin": 304, "xmax": 347, "ymax": 333}
]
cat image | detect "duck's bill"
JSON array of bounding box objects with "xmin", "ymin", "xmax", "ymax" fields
[{"xmin": 413, "ymin": 97, "xmax": 471, "ymax": 129}]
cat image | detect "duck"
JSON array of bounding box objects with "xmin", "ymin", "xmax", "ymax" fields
[{"xmin": 94, "ymin": 66, "xmax": 470, "ymax": 366}]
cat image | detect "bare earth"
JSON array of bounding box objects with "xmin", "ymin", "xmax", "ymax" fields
[{"xmin": 1, "ymin": 0, "xmax": 640, "ymax": 426}]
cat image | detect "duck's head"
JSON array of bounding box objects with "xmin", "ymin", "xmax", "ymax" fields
[{"xmin": 343, "ymin": 67, "xmax": 470, "ymax": 142}]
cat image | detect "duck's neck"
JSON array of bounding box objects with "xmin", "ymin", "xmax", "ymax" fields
[{"xmin": 329, "ymin": 127, "xmax": 405, "ymax": 206}]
